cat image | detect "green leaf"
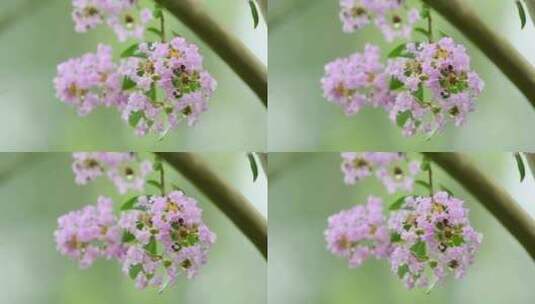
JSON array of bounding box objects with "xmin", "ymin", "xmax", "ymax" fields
[
  {"xmin": 388, "ymin": 43, "xmax": 407, "ymax": 58},
  {"xmin": 397, "ymin": 264, "xmax": 409, "ymax": 279},
  {"xmin": 389, "ymin": 77, "xmax": 404, "ymax": 90},
  {"xmin": 414, "ymin": 27, "xmax": 429, "ymax": 37},
  {"xmin": 147, "ymin": 179, "xmax": 162, "ymax": 190},
  {"xmin": 147, "ymin": 27, "xmax": 163, "ymax": 39},
  {"xmin": 145, "ymin": 236, "xmax": 157, "ymax": 255},
  {"xmin": 410, "ymin": 240, "xmax": 427, "ymax": 260},
  {"xmin": 248, "ymin": 0, "xmax": 260, "ymax": 29},
  {"xmin": 514, "ymin": 152, "xmax": 526, "ymax": 182},
  {"xmin": 413, "ymin": 85, "xmax": 424, "ymax": 103},
  {"xmin": 122, "ymin": 77, "xmax": 136, "ymax": 90},
  {"xmin": 396, "ymin": 110, "xmax": 412, "ymax": 128},
  {"xmin": 516, "ymin": 0, "xmax": 527, "ymax": 29},
  {"xmin": 129, "ymin": 111, "xmax": 143, "ymax": 128},
  {"xmin": 121, "ymin": 196, "xmax": 139, "ymax": 211},
  {"xmin": 450, "ymin": 235, "xmax": 465, "ymax": 247},
  {"xmin": 121, "ymin": 43, "xmax": 140, "ymax": 58},
  {"xmin": 390, "ymin": 232, "xmax": 402, "ymax": 242},
  {"xmin": 122, "ymin": 231, "xmax": 136, "ymax": 243},
  {"xmin": 129, "ymin": 264, "xmax": 143, "ymax": 280},
  {"xmin": 415, "ymin": 180, "xmax": 432, "ymax": 191},
  {"xmin": 389, "ymin": 196, "xmax": 408, "ymax": 211},
  {"xmin": 145, "ymin": 84, "xmax": 157, "ymax": 102},
  {"xmin": 247, "ymin": 153, "xmax": 259, "ymax": 182}
]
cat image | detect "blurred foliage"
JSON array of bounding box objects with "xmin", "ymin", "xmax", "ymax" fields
[
  {"xmin": 0, "ymin": 0, "xmax": 266, "ymax": 151},
  {"xmin": 0, "ymin": 153, "xmax": 267, "ymax": 304},
  {"xmin": 269, "ymin": 0, "xmax": 535, "ymax": 151},
  {"xmin": 268, "ymin": 153, "xmax": 535, "ymax": 304}
]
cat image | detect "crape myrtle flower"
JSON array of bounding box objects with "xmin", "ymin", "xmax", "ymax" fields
[
  {"xmin": 72, "ymin": 0, "xmax": 153, "ymax": 42},
  {"xmin": 119, "ymin": 37, "xmax": 217, "ymax": 136},
  {"xmin": 341, "ymin": 152, "xmax": 420, "ymax": 193},
  {"xmin": 54, "ymin": 44, "xmax": 126, "ymax": 116},
  {"xmin": 72, "ymin": 152, "xmax": 153, "ymax": 194},
  {"xmin": 321, "ymin": 45, "xmax": 395, "ymax": 115},
  {"xmin": 339, "ymin": 0, "xmax": 421, "ymax": 42},
  {"xmin": 118, "ymin": 191, "xmax": 216, "ymax": 289},
  {"xmin": 325, "ymin": 196, "xmax": 391, "ymax": 267},
  {"xmin": 388, "ymin": 192, "xmax": 482, "ymax": 289},
  {"xmin": 386, "ymin": 37, "xmax": 484, "ymax": 136},
  {"xmin": 54, "ymin": 196, "xmax": 124, "ymax": 268}
]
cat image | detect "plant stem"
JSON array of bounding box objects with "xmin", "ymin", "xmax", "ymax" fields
[
  {"xmin": 159, "ymin": 164, "xmax": 166, "ymax": 195},
  {"xmin": 160, "ymin": 10, "xmax": 166, "ymax": 42},
  {"xmin": 424, "ymin": 152, "xmax": 535, "ymax": 261},
  {"xmin": 422, "ymin": 0, "xmax": 535, "ymax": 110},
  {"xmin": 155, "ymin": 0, "xmax": 267, "ymax": 108},
  {"xmin": 425, "ymin": 3, "xmax": 433, "ymax": 42},
  {"xmin": 157, "ymin": 152, "xmax": 267, "ymax": 260},
  {"xmin": 427, "ymin": 163, "xmax": 434, "ymax": 195}
]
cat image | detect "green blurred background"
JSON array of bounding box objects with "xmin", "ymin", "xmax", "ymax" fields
[
  {"xmin": 269, "ymin": 0, "xmax": 535, "ymax": 151},
  {"xmin": 0, "ymin": 0, "xmax": 266, "ymax": 151},
  {"xmin": 0, "ymin": 153, "xmax": 267, "ymax": 304},
  {"xmin": 268, "ymin": 153, "xmax": 535, "ymax": 304}
]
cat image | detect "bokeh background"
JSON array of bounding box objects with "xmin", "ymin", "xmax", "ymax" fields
[
  {"xmin": 269, "ymin": 153, "xmax": 535, "ymax": 304},
  {"xmin": 0, "ymin": 0, "xmax": 267, "ymax": 151},
  {"xmin": 0, "ymin": 152, "xmax": 267, "ymax": 304},
  {"xmin": 269, "ymin": 0, "xmax": 535, "ymax": 151}
]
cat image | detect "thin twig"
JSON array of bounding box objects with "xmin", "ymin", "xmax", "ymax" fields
[
  {"xmin": 157, "ymin": 152, "xmax": 267, "ymax": 260},
  {"xmin": 155, "ymin": 0, "xmax": 267, "ymax": 107},
  {"xmin": 423, "ymin": 0, "xmax": 535, "ymax": 110},
  {"xmin": 424, "ymin": 152, "xmax": 535, "ymax": 261}
]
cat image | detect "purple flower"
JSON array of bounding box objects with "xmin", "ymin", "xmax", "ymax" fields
[
  {"xmin": 71, "ymin": 152, "xmax": 152, "ymax": 194},
  {"xmin": 117, "ymin": 191, "xmax": 216, "ymax": 290},
  {"xmin": 341, "ymin": 152, "xmax": 420, "ymax": 193},
  {"xmin": 388, "ymin": 192, "xmax": 482, "ymax": 289},
  {"xmin": 118, "ymin": 37, "xmax": 217, "ymax": 135},
  {"xmin": 321, "ymin": 45, "xmax": 395, "ymax": 115},
  {"xmin": 325, "ymin": 196, "xmax": 391, "ymax": 267},
  {"xmin": 386, "ymin": 37, "xmax": 484, "ymax": 136},
  {"xmin": 339, "ymin": 0, "xmax": 420, "ymax": 41},
  {"xmin": 54, "ymin": 196, "xmax": 124, "ymax": 269},
  {"xmin": 54, "ymin": 44, "xmax": 125, "ymax": 116}
]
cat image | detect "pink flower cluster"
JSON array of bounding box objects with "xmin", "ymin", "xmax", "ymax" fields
[
  {"xmin": 325, "ymin": 192, "xmax": 482, "ymax": 289},
  {"xmin": 54, "ymin": 39, "xmax": 216, "ymax": 136},
  {"xmin": 387, "ymin": 38, "xmax": 484, "ymax": 136},
  {"xmin": 54, "ymin": 196, "xmax": 123, "ymax": 269},
  {"xmin": 341, "ymin": 152, "xmax": 421, "ymax": 193},
  {"xmin": 339, "ymin": 0, "xmax": 421, "ymax": 41},
  {"xmin": 56, "ymin": 2, "xmax": 217, "ymax": 136},
  {"xmin": 55, "ymin": 192, "xmax": 216, "ymax": 290},
  {"xmin": 321, "ymin": 45, "xmax": 395, "ymax": 116},
  {"xmin": 72, "ymin": 152, "xmax": 152, "ymax": 194},
  {"xmin": 54, "ymin": 44, "xmax": 126, "ymax": 116},
  {"xmin": 119, "ymin": 38, "xmax": 217, "ymax": 135},
  {"xmin": 322, "ymin": 38, "xmax": 483, "ymax": 136},
  {"xmin": 325, "ymin": 196, "xmax": 390, "ymax": 267},
  {"xmin": 388, "ymin": 192, "xmax": 482, "ymax": 289},
  {"xmin": 72, "ymin": 0, "xmax": 153, "ymax": 42}
]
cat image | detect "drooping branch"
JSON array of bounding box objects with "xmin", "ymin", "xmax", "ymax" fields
[
  {"xmin": 422, "ymin": 0, "xmax": 535, "ymax": 110},
  {"xmin": 157, "ymin": 153, "xmax": 267, "ymax": 260},
  {"xmin": 155, "ymin": 0, "xmax": 267, "ymax": 107},
  {"xmin": 424, "ymin": 152, "xmax": 535, "ymax": 261}
]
